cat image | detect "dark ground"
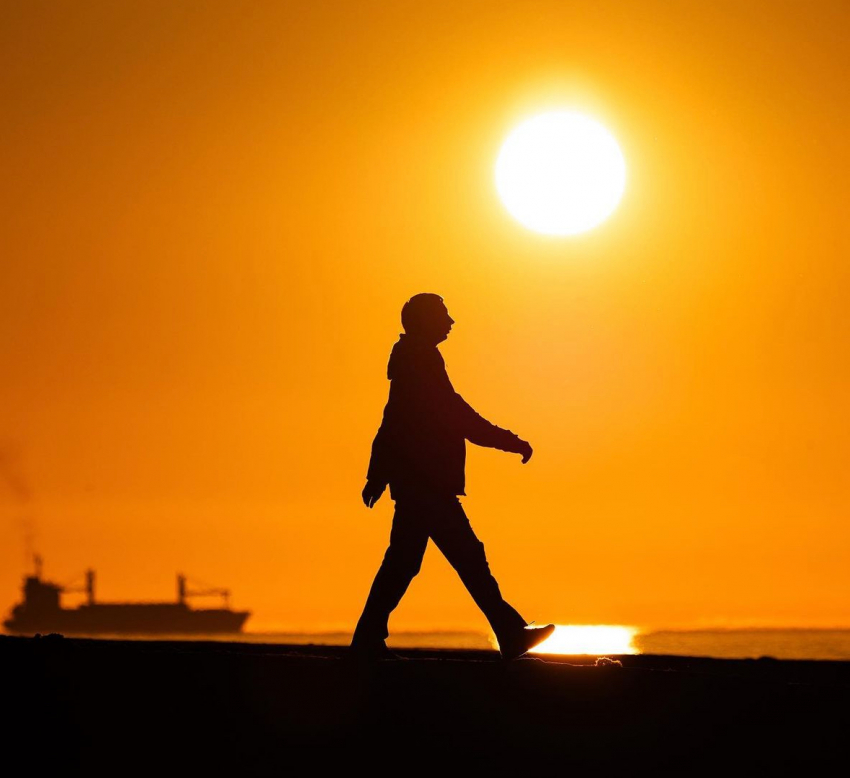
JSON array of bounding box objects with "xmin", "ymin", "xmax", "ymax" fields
[{"xmin": 4, "ymin": 634, "xmax": 850, "ymax": 776}]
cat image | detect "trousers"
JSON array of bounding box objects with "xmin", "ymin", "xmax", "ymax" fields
[{"xmin": 352, "ymin": 494, "xmax": 527, "ymax": 646}]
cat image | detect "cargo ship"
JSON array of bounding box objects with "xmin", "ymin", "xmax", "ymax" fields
[{"xmin": 3, "ymin": 557, "xmax": 250, "ymax": 635}]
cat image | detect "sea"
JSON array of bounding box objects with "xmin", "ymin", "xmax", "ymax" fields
[{"xmin": 104, "ymin": 628, "xmax": 850, "ymax": 661}]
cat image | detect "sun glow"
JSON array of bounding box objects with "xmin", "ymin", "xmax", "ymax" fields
[
  {"xmin": 531, "ymin": 625, "xmax": 638, "ymax": 656},
  {"xmin": 495, "ymin": 110, "xmax": 626, "ymax": 236}
]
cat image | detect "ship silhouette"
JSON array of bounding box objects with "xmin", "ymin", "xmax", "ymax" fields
[{"xmin": 4, "ymin": 557, "xmax": 250, "ymax": 635}]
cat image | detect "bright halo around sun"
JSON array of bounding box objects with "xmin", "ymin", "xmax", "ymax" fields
[{"xmin": 495, "ymin": 110, "xmax": 626, "ymax": 236}]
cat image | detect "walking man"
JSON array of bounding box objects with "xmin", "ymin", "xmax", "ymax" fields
[{"xmin": 351, "ymin": 293, "xmax": 554, "ymax": 660}]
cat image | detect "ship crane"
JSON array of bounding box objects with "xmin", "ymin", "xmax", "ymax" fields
[
  {"xmin": 60, "ymin": 568, "xmax": 97, "ymax": 605},
  {"xmin": 177, "ymin": 574, "xmax": 231, "ymax": 609}
]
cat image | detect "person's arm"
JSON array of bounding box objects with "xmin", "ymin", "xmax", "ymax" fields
[
  {"xmin": 362, "ymin": 423, "xmax": 390, "ymax": 507},
  {"xmin": 453, "ymin": 392, "xmax": 533, "ymax": 463}
]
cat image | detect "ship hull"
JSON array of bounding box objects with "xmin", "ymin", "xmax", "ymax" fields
[{"xmin": 4, "ymin": 603, "xmax": 250, "ymax": 635}]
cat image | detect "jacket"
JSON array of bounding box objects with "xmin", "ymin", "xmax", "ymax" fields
[{"xmin": 366, "ymin": 333, "xmax": 525, "ymax": 497}]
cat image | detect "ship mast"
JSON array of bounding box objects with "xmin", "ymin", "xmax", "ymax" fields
[{"xmin": 85, "ymin": 569, "xmax": 95, "ymax": 605}]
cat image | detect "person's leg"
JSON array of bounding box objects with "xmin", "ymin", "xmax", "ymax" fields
[
  {"xmin": 351, "ymin": 500, "xmax": 429, "ymax": 648},
  {"xmin": 426, "ymin": 496, "xmax": 527, "ymax": 646}
]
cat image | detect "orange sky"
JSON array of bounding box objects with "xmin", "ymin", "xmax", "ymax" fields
[{"xmin": 1, "ymin": 1, "xmax": 848, "ymax": 633}]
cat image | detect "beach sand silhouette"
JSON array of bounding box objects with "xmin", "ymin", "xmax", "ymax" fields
[{"xmin": 5, "ymin": 634, "xmax": 848, "ymax": 775}]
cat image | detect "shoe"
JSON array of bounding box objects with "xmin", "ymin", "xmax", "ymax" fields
[
  {"xmin": 499, "ymin": 624, "xmax": 556, "ymax": 661},
  {"xmin": 347, "ymin": 640, "xmax": 404, "ymax": 662}
]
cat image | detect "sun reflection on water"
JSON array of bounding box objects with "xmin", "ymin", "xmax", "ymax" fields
[{"xmin": 531, "ymin": 625, "xmax": 638, "ymax": 656}]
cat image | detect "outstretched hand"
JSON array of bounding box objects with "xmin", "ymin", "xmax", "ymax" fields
[
  {"xmin": 518, "ymin": 440, "xmax": 533, "ymax": 464},
  {"xmin": 362, "ymin": 480, "xmax": 387, "ymax": 508}
]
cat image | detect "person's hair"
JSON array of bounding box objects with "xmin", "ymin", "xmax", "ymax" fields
[{"xmin": 401, "ymin": 293, "xmax": 445, "ymax": 333}]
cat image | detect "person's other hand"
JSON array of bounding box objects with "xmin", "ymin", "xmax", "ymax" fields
[
  {"xmin": 518, "ymin": 440, "xmax": 533, "ymax": 464},
  {"xmin": 362, "ymin": 480, "xmax": 387, "ymax": 508}
]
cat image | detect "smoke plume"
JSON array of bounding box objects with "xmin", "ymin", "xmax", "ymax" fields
[{"xmin": 0, "ymin": 444, "xmax": 39, "ymax": 567}]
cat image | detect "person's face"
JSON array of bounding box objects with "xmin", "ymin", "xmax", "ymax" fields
[
  {"xmin": 434, "ymin": 304, "xmax": 455, "ymax": 343},
  {"xmin": 418, "ymin": 302, "xmax": 455, "ymax": 344}
]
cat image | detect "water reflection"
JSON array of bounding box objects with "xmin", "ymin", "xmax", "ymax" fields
[{"xmin": 531, "ymin": 624, "xmax": 638, "ymax": 655}]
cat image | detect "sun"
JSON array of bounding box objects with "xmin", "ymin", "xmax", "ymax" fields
[{"xmin": 495, "ymin": 110, "xmax": 626, "ymax": 236}]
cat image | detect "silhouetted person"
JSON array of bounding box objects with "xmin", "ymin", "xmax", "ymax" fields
[{"xmin": 351, "ymin": 293, "xmax": 554, "ymax": 660}]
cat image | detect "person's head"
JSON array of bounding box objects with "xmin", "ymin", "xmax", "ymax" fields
[{"xmin": 401, "ymin": 293, "xmax": 454, "ymax": 344}]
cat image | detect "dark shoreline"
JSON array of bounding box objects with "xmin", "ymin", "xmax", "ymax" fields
[{"xmin": 5, "ymin": 634, "xmax": 850, "ymax": 775}]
